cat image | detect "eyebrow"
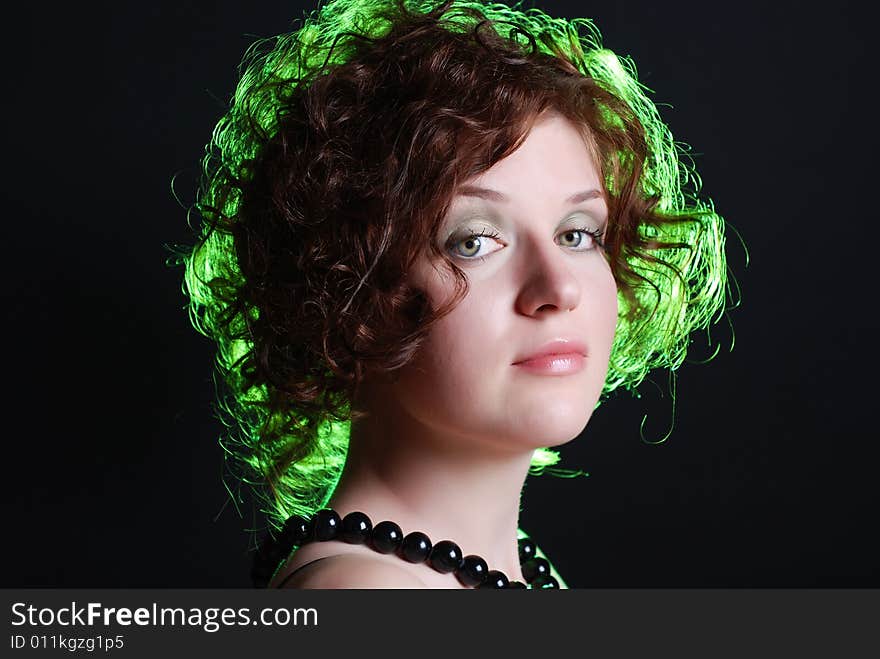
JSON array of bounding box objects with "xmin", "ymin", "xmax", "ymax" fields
[{"xmin": 455, "ymin": 185, "xmax": 604, "ymax": 205}]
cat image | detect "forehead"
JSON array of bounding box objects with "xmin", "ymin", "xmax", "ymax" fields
[{"xmin": 457, "ymin": 114, "xmax": 603, "ymax": 200}]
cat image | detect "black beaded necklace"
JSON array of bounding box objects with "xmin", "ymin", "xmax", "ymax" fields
[{"xmin": 252, "ymin": 508, "xmax": 560, "ymax": 590}]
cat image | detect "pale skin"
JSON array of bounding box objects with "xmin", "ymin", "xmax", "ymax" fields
[{"xmin": 270, "ymin": 112, "xmax": 619, "ymax": 588}]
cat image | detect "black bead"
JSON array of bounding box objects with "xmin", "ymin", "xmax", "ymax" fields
[
  {"xmin": 530, "ymin": 574, "xmax": 559, "ymax": 589},
  {"xmin": 428, "ymin": 540, "xmax": 463, "ymax": 574},
  {"xmin": 370, "ymin": 520, "xmax": 403, "ymax": 554},
  {"xmin": 506, "ymin": 580, "xmax": 528, "ymax": 589},
  {"xmin": 456, "ymin": 554, "xmax": 489, "ymax": 587},
  {"xmin": 521, "ymin": 557, "xmax": 550, "ymax": 583},
  {"xmin": 278, "ymin": 515, "xmax": 313, "ymax": 549},
  {"xmin": 478, "ymin": 570, "xmax": 509, "ymax": 589},
  {"xmin": 399, "ymin": 531, "xmax": 432, "ymax": 563},
  {"xmin": 340, "ymin": 511, "xmax": 372, "ymax": 544},
  {"xmin": 518, "ymin": 537, "xmax": 536, "ymax": 564},
  {"xmin": 312, "ymin": 509, "xmax": 341, "ymax": 541}
]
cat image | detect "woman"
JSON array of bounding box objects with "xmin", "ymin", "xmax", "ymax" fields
[{"xmin": 180, "ymin": 0, "xmax": 730, "ymax": 588}]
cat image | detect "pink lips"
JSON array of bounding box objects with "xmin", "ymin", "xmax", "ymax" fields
[{"xmin": 512, "ymin": 340, "xmax": 587, "ymax": 375}]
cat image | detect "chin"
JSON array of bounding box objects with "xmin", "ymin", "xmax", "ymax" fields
[
  {"xmin": 507, "ymin": 397, "xmax": 596, "ymax": 448},
  {"xmin": 529, "ymin": 423, "xmax": 591, "ymax": 449}
]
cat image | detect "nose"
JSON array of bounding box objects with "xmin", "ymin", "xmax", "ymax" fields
[{"xmin": 514, "ymin": 235, "xmax": 581, "ymax": 317}]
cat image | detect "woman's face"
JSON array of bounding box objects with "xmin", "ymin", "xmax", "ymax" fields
[{"xmin": 378, "ymin": 113, "xmax": 618, "ymax": 453}]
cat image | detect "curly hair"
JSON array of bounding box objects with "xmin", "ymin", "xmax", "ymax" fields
[{"xmin": 177, "ymin": 0, "xmax": 730, "ymax": 532}]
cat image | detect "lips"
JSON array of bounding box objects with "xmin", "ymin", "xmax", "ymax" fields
[{"xmin": 512, "ymin": 339, "xmax": 588, "ymax": 365}]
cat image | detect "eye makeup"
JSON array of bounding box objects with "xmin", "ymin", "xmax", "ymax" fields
[{"xmin": 443, "ymin": 209, "xmax": 605, "ymax": 245}]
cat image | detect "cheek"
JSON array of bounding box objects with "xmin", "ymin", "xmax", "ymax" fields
[
  {"xmin": 392, "ymin": 283, "xmax": 507, "ymax": 422},
  {"xmin": 590, "ymin": 259, "xmax": 619, "ymax": 335},
  {"xmin": 601, "ymin": 272, "xmax": 620, "ymax": 337},
  {"xmin": 415, "ymin": 289, "xmax": 504, "ymax": 384}
]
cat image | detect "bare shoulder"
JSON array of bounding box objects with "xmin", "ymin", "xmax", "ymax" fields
[{"xmin": 279, "ymin": 553, "xmax": 429, "ymax": 589}]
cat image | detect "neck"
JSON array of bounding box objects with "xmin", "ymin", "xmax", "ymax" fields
[{"xmin": 326, "ymin": 404, "xmax": 535, "ymax": 583}]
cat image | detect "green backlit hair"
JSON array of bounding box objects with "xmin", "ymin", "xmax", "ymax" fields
[{"xmin": 178, "ymin": 0, "xmax": 731, "ymax": 531}]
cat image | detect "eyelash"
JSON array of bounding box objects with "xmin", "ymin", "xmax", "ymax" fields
[{"xmin": 448, "ymin": 226, "xmax": 606, "ymax": 259}]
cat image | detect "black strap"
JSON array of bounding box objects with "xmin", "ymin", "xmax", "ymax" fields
[{"xmin": 275, "ymin": 556, "xmax": 333, "ymax": 589}]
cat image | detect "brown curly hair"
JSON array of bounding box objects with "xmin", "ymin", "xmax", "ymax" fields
[{"xmin": 178, "ymin": 0, "xmax": 729, "ymax": 529}]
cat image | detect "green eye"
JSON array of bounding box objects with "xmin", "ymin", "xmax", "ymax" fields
[
  {"xmin": 557, "ymin": 227, "xmax": 605, "ymax": 250},
  {"xmin": 448, "ymin": 229, "xmax": 503, "ymax": 259},
  {"xmin": 447, "ymin": 226, "xmax": 605, "ymax": 261},
  {"xmin": 558, "ymin": 230, "xmax": 583, "ymax": 247},
  {"xmin": 457, "ymin": 236, "xmax": 483, "ymax": 257}
]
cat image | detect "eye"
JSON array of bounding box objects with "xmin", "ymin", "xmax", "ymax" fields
[
  {"xmin": 557, "ymin": 227, "xmax": 606, "ymax": 251},
  {"xmin": 447, "ymin": 225, "xmax": 606, "ymax": 260},
  {"xmin": 448, "ymin": 228, "xmax": 505, "ymax": 259}
]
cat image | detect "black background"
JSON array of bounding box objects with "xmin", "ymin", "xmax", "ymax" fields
[{"xmin": 3, "ymin": 0, "xmax": 877, "ymax": 588}]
